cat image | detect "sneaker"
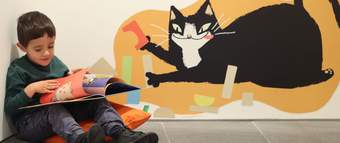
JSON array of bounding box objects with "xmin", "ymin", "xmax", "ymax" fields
[
  {"xmin": 112, "ymin": 128, "xmax": 158, "ymax": 143},
  {"xmin": 75, "ymin": 124, "xmax": 106, "ymax": 143}
]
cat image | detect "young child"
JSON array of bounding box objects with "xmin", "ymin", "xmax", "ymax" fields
[{"xmin": 5, "ymin": 11, "xmax": 158, "ymax": 143}]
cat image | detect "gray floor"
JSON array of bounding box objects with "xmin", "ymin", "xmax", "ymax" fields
[{"xmin": 3, "ymin": 120, "xmax": 340, "ymax": 143}]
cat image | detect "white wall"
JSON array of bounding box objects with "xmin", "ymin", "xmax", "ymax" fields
[
  {"xmin": 0, "ymin": 0, "xmax": 196, "ymax": 141},
  {"xmin": 0, "ymin": 0, "xmax": 19, "ymax": 140}
]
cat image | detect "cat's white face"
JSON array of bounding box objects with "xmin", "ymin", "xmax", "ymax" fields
[
  {"xmin": 171, "ymin": 22, "xmax": 214, "ymax": 68},
  {"xmin": 171, "ymin": 22, "xmax": 213, "ymax": 50},
  {"xmin": 169, "ymin": 2, "xmax": 217, "ymax": 68}
]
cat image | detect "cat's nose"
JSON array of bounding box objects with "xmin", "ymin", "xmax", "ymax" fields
[{"xmin": 187, "ymin": 34, "xmax": 192, "ymax": 39}]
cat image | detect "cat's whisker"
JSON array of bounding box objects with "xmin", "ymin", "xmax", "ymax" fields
[
  {"xmin": 150, "ymin": 24, "xmax": 169, "ymax": 34},
  {"xmin": 213, "ymin": 18, "xmax": 231, "ymax": 32},
  {"xmin": 151, "ymin": 34, "xmax": 169, "ymax": 38},
  {"xmin": 211, "ymin": 13, "xmax": 225, "ymax": 31},
  {"xmin": 214, "ymin": 31, "xmax": 236, "ymax": 36},
  {"xmin": 156, "ymin": 39, "xmax": 169, "ymax": 47}
]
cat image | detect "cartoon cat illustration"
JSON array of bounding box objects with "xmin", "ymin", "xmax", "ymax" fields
[
  {"xmin": 141, "ymin": 0, "xmax": 334, "ymax": 88},
  {"xmin": 53, "ymin": 82, "xmax": 73, "ymax": 101}
]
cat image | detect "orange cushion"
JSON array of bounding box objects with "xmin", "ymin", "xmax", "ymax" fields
[{"xmin": 44, "ymin": 101, "xmax": 150, "ymax": 143}]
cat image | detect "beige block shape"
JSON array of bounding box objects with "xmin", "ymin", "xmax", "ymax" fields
[
  {"xmin": 222, "ymin": 65, "xmax": 238, "ymax": 99},
  {"xmin": 89, "ymin": 57, "xmax": 114, "ymax": 75},
  {"xmin": 242, "ymin": 92, "xmax": 254, "ymax": 106},
  {"xmin": 153, "ymin": 107, "xmax": 175, "ymax": 118},
  {"xmin": 193, "ymin": 94, "xmax": 215, "ymax": 107},
  {"xmin": 189, "ymin": 105, "xmax": 218, "ymax": 113},
  {"xmin": 143, "ymin": 55, "xmax": 153, "ymax": 88}
]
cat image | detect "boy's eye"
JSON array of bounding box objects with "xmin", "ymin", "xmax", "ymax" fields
[
  {"xmin": 49, "ymin": 46, "xmax": 54, "ymax": 49},
  {"xmin": 35, "ymin": 49, "xmax": 42, "ymax": 52}
]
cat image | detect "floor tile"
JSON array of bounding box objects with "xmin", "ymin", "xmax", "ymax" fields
[
  {"xmin": 253, "ymin": 121, "xmax": 340, "ymax": 143},
  {"xmin": 163, "ymin": 121, "xmax": 267, "ymax": 143},
  {"xmin": 2, "ymin": 121, "xmax": 340, "ymax": 143},
  {"xmin": 136, "ymin": 121, "xmax": 169, "ymax": 143}
]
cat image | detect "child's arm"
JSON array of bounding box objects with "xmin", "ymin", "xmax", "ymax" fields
[
  {"xmin": 5, "ymin": 70, "xmax": 31, "ymax": 116},
  {"xmin": 5, "ymin": 70, "xmax": 59, "ymax": 116}
]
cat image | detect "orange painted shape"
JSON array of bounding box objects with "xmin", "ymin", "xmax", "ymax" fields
[{"xmin": 122, "ymin": 20, "xmax": 148, "ymax": 49}]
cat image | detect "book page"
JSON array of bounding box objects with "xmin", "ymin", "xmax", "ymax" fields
[{"xmin": 40, "ymin": 69, "xmax": 89, "ymax": 103}]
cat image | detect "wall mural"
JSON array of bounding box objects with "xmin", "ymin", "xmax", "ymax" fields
[{"xmin": 111, "ymin": 0, "xmax": 340, "ymax": 119}]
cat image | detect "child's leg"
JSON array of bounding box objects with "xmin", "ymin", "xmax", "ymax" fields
[
  {"xmin": 15, "ymin": 104, "xmax": 84, "ymax": 143},
  {"xmin": 66, "ymin": 99, "xmax": 158, "ymax": 143},
  {"xmin": 65, "ymin": 99, "xmax": 125, "ymax": 136},
  {"xmin": 89, "ymin": 99, "xmax": 125, "ymax": 136}
]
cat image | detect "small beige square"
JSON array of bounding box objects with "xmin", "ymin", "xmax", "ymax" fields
[
  {"xmin": 189, "ymin": 105, "xmax": 219, "ymax": 113},
  {"xmin": 153, "ymin": 107, "xmax": 175, "ymax": 118},
  {"xmin": 242, "ymin": 92, "xmax": 254, "ymax": 106}
]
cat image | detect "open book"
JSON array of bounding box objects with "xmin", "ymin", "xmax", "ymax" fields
[{"xmin": 19, "ymin": 69, "xmax": 139, "ymax": 109}]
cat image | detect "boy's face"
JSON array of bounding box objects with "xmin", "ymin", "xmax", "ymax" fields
[{"xmin": 18, "ymin": 33, "xmax": 55, "ymax": 67}]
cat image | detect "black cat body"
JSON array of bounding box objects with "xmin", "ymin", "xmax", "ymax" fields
[{"xmin": 143, "ymin": 0, "xmax": 334, "ymax": 88}]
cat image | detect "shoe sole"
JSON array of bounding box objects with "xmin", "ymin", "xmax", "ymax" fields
[{"xmin": 133, "ymin": 132, "xmax": 159, "ymax": 143}]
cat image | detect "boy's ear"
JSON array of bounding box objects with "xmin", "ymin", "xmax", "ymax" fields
[{"xmin": 16, "ymin": 42, "xmax": 27, "ymax": 52}]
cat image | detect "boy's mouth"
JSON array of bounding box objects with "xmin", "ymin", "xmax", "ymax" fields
[{"xmin": 41, "ymin": 58, "xmax": 50, "ymax": 61}]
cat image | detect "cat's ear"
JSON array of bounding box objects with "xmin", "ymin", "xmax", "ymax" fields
[
  {"xmin": 198, "ymin": 0, "xmax": 215, "ymax": 16},
  {"xmin": 170, "ymin": 6, "xmax": 184, "ymax": 20}
]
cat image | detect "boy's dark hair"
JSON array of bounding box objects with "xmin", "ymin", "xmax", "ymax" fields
[{"xmin": 17, "ymin": 11, "xmax": 56, "ymax": 47}]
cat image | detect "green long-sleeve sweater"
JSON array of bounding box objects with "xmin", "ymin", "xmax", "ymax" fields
[{"xmin": 5, "ymin": 55, "xmax": 69, "ymax": 122}]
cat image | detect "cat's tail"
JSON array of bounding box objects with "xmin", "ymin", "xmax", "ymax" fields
[
  {"xmin": 293, "ymin": 68, "xmax": 334, "ymax": 88},
  {"xmin": 312, "ymin": 68, "xmax": 334, "ymax": 85}
]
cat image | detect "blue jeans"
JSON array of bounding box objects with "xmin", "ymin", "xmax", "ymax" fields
[{"xmin": 15, "ymin": 99, "xmax": 124, "ymax": 143}]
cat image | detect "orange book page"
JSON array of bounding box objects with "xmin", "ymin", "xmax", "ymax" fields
[{"xmin": 40, "ymin": 69, "xmax": 89, "ymax": 103}]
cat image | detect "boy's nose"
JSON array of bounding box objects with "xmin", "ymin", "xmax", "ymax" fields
[{"xmin": 43, "ymin": 50, "xmax": 50, "ymax": 56}]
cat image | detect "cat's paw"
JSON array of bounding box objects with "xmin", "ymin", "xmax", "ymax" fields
[
  {"xmin": 146, "ymin": 72, "xmax": 160, "ymax": 87},
  {"xmin": 141, "ymin": 36, "xmax": 157, "ymax": 51},
  {"xmin": 141, "ymin": 42, "xmax": 157, "ymax": 51}
]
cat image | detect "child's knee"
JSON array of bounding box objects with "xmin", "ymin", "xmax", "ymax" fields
[
  {"xmin": 46, "ymin": 104, "xmax": 72, "ymax": 118},
  {"xmin": 90, "ymin": 98, "xmax": 110, "ymax": 106},
  {"xmin": 47, "ymin": 104, "xmax": 67, "ymax": 112}
]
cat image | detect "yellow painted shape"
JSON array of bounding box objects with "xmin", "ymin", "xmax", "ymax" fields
[{"xmin": 194, "ymin": 94, "xmax": 215, "ymax": 107}]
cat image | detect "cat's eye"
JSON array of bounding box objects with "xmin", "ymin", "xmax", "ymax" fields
[
  {"xmin": 172, "ymin": 24, "xmax": 182, "ymax": 33},
  {"xmin": 198, "ymin": 23, "xmax": 211, "ymax": 34}
]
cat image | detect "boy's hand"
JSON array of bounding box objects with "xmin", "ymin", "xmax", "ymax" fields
[{"xmin": 24, "ymin": 80, "xmax": 60, "ymax": 98}]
